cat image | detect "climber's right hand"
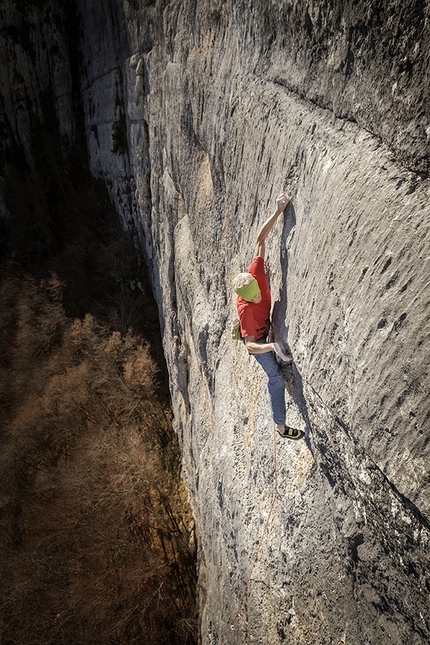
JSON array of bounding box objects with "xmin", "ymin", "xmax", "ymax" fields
[{"xmin": 276, "ymin": 193, "xmax": 290, "ymax": 213}]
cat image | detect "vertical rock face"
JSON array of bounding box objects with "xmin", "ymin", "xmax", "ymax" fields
[
  {"xmin": 1, "ymin": 1, "xmax": 429, "ymax": 644},
  {"xmin": 77, "ymin": 3, "xmax": 429, "ymax": 643},
  {"xmin": 0, "ymin": 0, "xmax": 76, "ymax": 168}
]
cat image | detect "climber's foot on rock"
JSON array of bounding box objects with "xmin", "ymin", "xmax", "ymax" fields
[{"xmin": 276, "ymin": 425, "xmax": 305, "ymax": 440}]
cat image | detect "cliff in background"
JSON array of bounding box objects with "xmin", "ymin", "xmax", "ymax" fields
[{"xmin": 1, "ymin": 1, "xmax": 429, "ymax": 644}]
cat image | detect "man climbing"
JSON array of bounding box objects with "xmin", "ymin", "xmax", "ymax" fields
[{"xmin": 233, "ymin": 193, "xmax": 304, "ymax": 440}]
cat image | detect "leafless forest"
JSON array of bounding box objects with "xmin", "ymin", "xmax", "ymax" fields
[{"xmin": 0, "ymin": 176, "xmax": 197, "ymax": 644}]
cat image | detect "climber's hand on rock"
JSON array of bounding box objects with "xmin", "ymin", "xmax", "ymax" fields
[
  {"xmin": 273, "ymin": 342, "xmax": 292, "ymax": 363},
  {"xmin": 276, "ymin": 193, "xmax": 290, "ymax": 213}
]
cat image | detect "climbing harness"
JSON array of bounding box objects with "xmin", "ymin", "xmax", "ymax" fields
[{"xmin": 220, "ymin": 422, "xmax": 279, "ymax": 644}]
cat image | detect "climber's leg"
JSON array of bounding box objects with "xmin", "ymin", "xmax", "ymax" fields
[{"xmin": 253, "ymin": 349, "xmax": 286, "ymax": 426}]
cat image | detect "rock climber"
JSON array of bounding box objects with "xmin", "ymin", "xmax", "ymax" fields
[{"xmin": 233, "ymin": 193, "xmax": 304, "ymax": 440}]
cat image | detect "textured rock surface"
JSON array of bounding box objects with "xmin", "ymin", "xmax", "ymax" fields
[
  {"xmin": 0, "ymin": 0, "xmax": 76, "ymax": 168},
  {"xmin": 1, "ymin": 1, "xmax": 430, "ymax": 644}
]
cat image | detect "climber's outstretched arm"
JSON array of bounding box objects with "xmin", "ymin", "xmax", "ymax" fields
[{"xmin": 254, "ymin": 193, "xmax": 290, "ymax": 258}]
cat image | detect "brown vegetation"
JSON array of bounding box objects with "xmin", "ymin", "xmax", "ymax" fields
[{"xmin": 0, "ymin": 189, "xmax": 197, "ymax": 644}]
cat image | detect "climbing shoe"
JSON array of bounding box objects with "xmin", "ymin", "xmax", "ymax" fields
[{"xmin": 276, "ymin": 425, "xmax": 305, "ymax": 440}]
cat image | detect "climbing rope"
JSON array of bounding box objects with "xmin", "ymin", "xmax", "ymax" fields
[{"xmin": 220, "ymin": 422, "xmax": 279, "ymax": 644}]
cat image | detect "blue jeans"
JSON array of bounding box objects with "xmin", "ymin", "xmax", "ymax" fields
[{"xmin": 253, "ymin": 338, "xmax": 286, "ymax": 426}]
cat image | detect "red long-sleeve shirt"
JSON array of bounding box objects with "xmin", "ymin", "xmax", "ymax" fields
[{"xmin": 236, "ymin": 256, "xmax": 271, "ymax": 340}]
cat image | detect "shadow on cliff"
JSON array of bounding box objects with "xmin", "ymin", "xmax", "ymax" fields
[{"xmin": 272, "ymin": 203, "xmax": 313, "ymax": 453}]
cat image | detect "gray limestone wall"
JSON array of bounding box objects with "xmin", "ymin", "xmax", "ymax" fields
[
  {"xmin": 1, "ymin": 1, "xmax": 429, "ymax": 644},
  {"xmin": 0, "ymin": 0, "xmax": 78, "ymax": 247}
]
